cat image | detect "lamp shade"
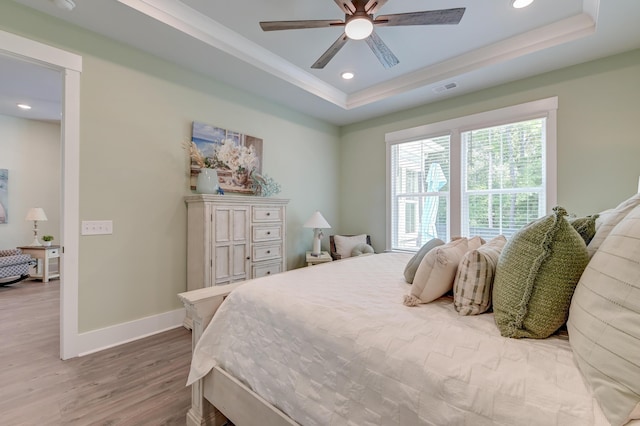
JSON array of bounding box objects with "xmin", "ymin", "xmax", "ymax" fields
[
  {"xmin": 304, "ymin": 211, "xmax": 331, "ymax": 229},
  {"xmin": 25, "ymin": 207, "xmax": 48, "ymax": 221}
]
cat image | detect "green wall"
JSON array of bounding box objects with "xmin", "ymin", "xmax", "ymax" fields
[
  {"xmin": 339, "ymin": 48, "xmax": 640, "ymax": 252},
  {"xmin": 0, "ymin": 2, "xmax": 340, "ymax": 332}
]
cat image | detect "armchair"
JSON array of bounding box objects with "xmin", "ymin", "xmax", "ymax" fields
[
  {"xmin": 0, "ymin": 249, "xmax": 34, "ymax": 286},
  {"xmin": 329, "ymin": 234, "xmax": 372, "ymax": 260}
]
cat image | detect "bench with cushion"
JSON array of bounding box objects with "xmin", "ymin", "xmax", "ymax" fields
[{"xmin": 0, "ymin": 248, "xmax": 34, "ymax": 286}]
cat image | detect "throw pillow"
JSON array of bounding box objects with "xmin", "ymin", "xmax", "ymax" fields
[
  {"xmin": 451, "ymin": 235, "xmax": 485, "ymax": 249},
  {"xmin": 464, "ymin": 235, "xmax": 485, "ymax": 249},
  {"xmin": 453, "ymin": 235, "xmax": 507, "ymax": 316},
  {"xmin": 567, "ymin": 214, "xmax": 599, "ymax": 245},
  {"xmin": 333, "ymin": 234, "xmax": 367, "ymax": 259},
  {"xmin": 403, "ymin": 238, "xmax": 445, "ymax": 284},
  {"xmin": 587, "ymin": 192, "xmax": 640, "ymax": 257},
  {"xmin": 567, "ymin": 204, "xmax": 640, "ymax": 426},
  {"xmin": 404, "ymin": 237, "xmax": 469, "ymax": 306},
  {"xmin": 492, "ymin": 207, "xmax": 589, "ymax": 339},
  {"xmin": 351, "ymin": 243, "xmax": 374, "ymax": 257}
]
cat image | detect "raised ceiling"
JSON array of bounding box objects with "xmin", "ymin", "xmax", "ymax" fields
[{"xmin": 5, "ymin": 0, "xmax": 640, "ymax": 125}]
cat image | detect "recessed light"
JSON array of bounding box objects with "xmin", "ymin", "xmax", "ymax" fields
[
  {"xmin": 341, "ymin": 72, "xmax": 354, "ymax": 80},
  {"xmin": 17, "ymin": 104, "xmax": 32, "ymax": 110},
  {"xmin": 511, "ymin": 0, "xmax": 534, "ymax": 8},
  {"xmin": 51, "ymin": 0, "xmax": 76, "ymax": 11}
]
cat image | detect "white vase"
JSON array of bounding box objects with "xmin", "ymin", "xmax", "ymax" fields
[
  {"xmin": 196, "ymin": 169, "xmax": 220, "ymax": 194},
  {"xmin": 43, "ymin": 241, "xmax": 52, "ymax": 247}
]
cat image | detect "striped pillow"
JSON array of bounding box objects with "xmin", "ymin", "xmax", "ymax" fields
[
  {"xmin": 453, "ymin": 235, "xmax": 507, "ymax": 315},
  {"xmin": 587, "ymin": 192, "xmax": 640, "ymax": 257},
  {"xmin": 567, "ymin": 203, "xmax": 640, "ymax": 426}
]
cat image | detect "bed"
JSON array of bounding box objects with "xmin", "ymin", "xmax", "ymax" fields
[{"xmin": 179, "ymin": 193, "xmax": 640, "ymax": 426}]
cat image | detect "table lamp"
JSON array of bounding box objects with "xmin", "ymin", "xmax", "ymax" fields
[
  {"xmin": 303, "ymin": 211, "xmax": 331, "ymax": 256},
  {"xmin": 25, "ymin": 207, "xmax": 48, "ymax": 246}
]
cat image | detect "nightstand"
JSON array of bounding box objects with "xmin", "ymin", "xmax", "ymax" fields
[
  {"xmin": 306, "ymin": 251, "xmax": 332, "ymax": 266},
  {"xmin": 17, "ymin": 245, "xmax": 60, "ymax": 283}
]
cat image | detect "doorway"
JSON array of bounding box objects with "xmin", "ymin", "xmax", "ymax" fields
[{"xmin": 0, "ymin": 29, "xmax": 81, "ymax": 359}]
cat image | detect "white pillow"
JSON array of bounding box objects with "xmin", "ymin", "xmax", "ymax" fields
[
  {"xmin": 467, "ymin": 235, "xmax": 484, "ymax": 250},
  {"xmin": 568, "ymin": 203, "xmax": 640, "ymax": 425},
  {"xmin": 404, "ymin": 237, "xmax": 469, "ymax": 306},
  {"xmin": 587, "ymin": 192, "xmax": 640, "ymax": 257},
  {"xmin": 333, "ymin": 234, "xmax": 367, "ymax": 259}
]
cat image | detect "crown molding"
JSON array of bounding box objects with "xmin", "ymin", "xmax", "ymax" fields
[{"xmin": 117, "ymin": 0, "xmax": 598, "ymax": 111}]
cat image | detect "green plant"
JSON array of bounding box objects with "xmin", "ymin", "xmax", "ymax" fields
[{"xmin": 42, "ymin": 235, "xmax": 54, "ymax": 242}]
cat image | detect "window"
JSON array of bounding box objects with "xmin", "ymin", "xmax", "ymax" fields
[
  {"xmin": 405, "ymin": 202, "xmax": 417, "ymax": 234},
  {"xmin": 390, "ymin": 136, "xmax": 451, "ymax": 250},
  {"xmin": 386, "ymin": 98, "xmax": 557, "ymax": 252}
]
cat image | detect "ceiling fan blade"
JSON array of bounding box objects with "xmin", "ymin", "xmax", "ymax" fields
[
  {"xmin": 364, "ymin": 0, "xmax": 388, "ymax": 15},
  {"xmin": 365, "ymin": 31, "xmax": 399, "ymax": 69},
  {"xmin": 334, "ymin": 0, "xmax": 356, "ymax": 15},
  {"xmin": 311, "ymin": 33, "xmax": 349, "ymax": 69},
  {"xmin": 374, "ymin": 8, "xmax": 465, "ymax": 27},
  {"xmin": 260, "ymin": 20, "xmax": 344, "ymax": 31}
]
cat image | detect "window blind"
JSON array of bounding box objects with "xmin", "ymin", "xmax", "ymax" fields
[
  {"xmin": 390, "ymin": 136, "xmax": 450, "ymax": 251},
  {"xmin": 461, "ymin": 118, "xmax": 546, "ymax": 240},
  {"xmin": 387, "ymin": 98, "xmax": 556, "ymax": 252}
]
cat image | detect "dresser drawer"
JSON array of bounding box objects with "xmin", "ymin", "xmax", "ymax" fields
[
  {"xmin": 252, "ymin": 262, "xmax": 282, "ymax": 278},
  {"xmin": 252, "ymin": 244, "xmax": 282, "ymax": 262},
  {"xmin": 49, "ymin": 248, "xmax": 60, "ymax": 258},
  {"xmin": 252, "ymin": 206, "xmax": 283, "ymax": 223},
  {"xmin": 253, "ymin": 225, "xmax": 282, "ymax": 242}
]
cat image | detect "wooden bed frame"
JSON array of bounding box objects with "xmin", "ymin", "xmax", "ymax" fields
[{"xmin": 179, "ymin": 284, "xmax": 297, "ymax": 426}]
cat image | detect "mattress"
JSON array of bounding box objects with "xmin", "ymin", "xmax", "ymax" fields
[{"xmin": 188, "ymin": 252, "xmax": 611, "ymax": 425}]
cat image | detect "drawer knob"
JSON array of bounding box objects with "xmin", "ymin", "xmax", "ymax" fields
[
  {"xmin": 246, "ymin": 256, "xmax": 250, "ymax": 260},
  {"xmin": 267, "ymin": 231, "xmax": 271, "ymax": 235},
  {"xmin": 266, "ymin": 250, "xmax": 271, "ymax": 254},
  {"xmin": 266, "ymin": 212, "xmax": 271, "ymax": 216},
  {"xmin": 267, "ymin": 271, "xmax": 271, "ymax": 275}
]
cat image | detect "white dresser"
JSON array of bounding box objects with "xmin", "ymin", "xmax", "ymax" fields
[{"xmin": 185, "ymin": 195, "xmax": 288, "ymax": 292}]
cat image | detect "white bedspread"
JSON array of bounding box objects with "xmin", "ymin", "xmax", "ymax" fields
[{"xmin": 188, "ymin": 252, "xmax": 611, "ymax": 426}]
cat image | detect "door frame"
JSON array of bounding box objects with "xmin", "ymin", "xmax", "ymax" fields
[{"xmin": 0, "ymin": 29, "xmax": 81, "ymax": 359}]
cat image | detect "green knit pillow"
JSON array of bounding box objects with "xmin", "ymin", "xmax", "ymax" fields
[
  {"xmin": 492, "ymin": 207, "xmax": 589, "ymax": 339},
  {"xmin": 403, "ymin": 238, "xmax": 444, "ymax": 283},
  {"xmin": 568, "ymin": 214, "xmax": 599, "ymax": 245}
]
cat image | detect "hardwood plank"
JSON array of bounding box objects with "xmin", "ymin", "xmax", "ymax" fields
[{"xmin": 0, "ymin": 280, "xmax": 192, "ymax": 425}]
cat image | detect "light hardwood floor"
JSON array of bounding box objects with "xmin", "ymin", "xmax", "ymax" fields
[{"xmin": 0, "ymin": 280, "xmax": 192, "ymax": 425}]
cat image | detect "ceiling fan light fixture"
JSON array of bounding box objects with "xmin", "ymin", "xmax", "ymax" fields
[
  {"xmin": 511, "ymin": 0, "xmax": 534, "ymax": 9},
  {"xmin": 345, "ymin": 17, "xmax": 373, "ymax": 40}
]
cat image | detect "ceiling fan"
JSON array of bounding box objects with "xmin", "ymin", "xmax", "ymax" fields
[{"xmin": 259, "ymin": 0, "xmax": 466, "ymax": 70}]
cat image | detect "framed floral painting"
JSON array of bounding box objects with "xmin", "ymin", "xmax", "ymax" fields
[{"xmin": 190, "ymin": 122, "xmax": 263, "ymax": 194}]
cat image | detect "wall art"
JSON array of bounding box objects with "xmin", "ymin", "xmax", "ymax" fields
[{"xmin": 189, "ymin": 122, "xmax": 263, "ymax": 195}]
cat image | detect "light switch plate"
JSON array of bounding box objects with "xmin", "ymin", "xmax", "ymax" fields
[{"xmin": 81, "ymin": 220, "xmax": 113, "ymax": 235}]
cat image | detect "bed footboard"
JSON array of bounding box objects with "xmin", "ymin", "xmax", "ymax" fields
[{"xmin": 179, "ymin": 283, "xmax": 244, "ymax": 426}]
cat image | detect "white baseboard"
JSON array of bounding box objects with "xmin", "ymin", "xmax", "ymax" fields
[{"xmin": 77, "ymin": 308, "xmax": 186, "ymax": 356}]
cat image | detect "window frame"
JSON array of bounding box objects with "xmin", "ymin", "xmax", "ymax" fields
[{"xmin": 385, "ymin": 97, "xmax": 558, "ymax": 252}]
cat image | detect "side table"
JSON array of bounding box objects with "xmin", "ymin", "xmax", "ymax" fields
[
  {"xmin": 306, "ymin": 251, "xmax": 332, "ymax": 266},
  {"xmin": 17, "ymin": 245, "xmax": 60, "ymax": 283}
]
